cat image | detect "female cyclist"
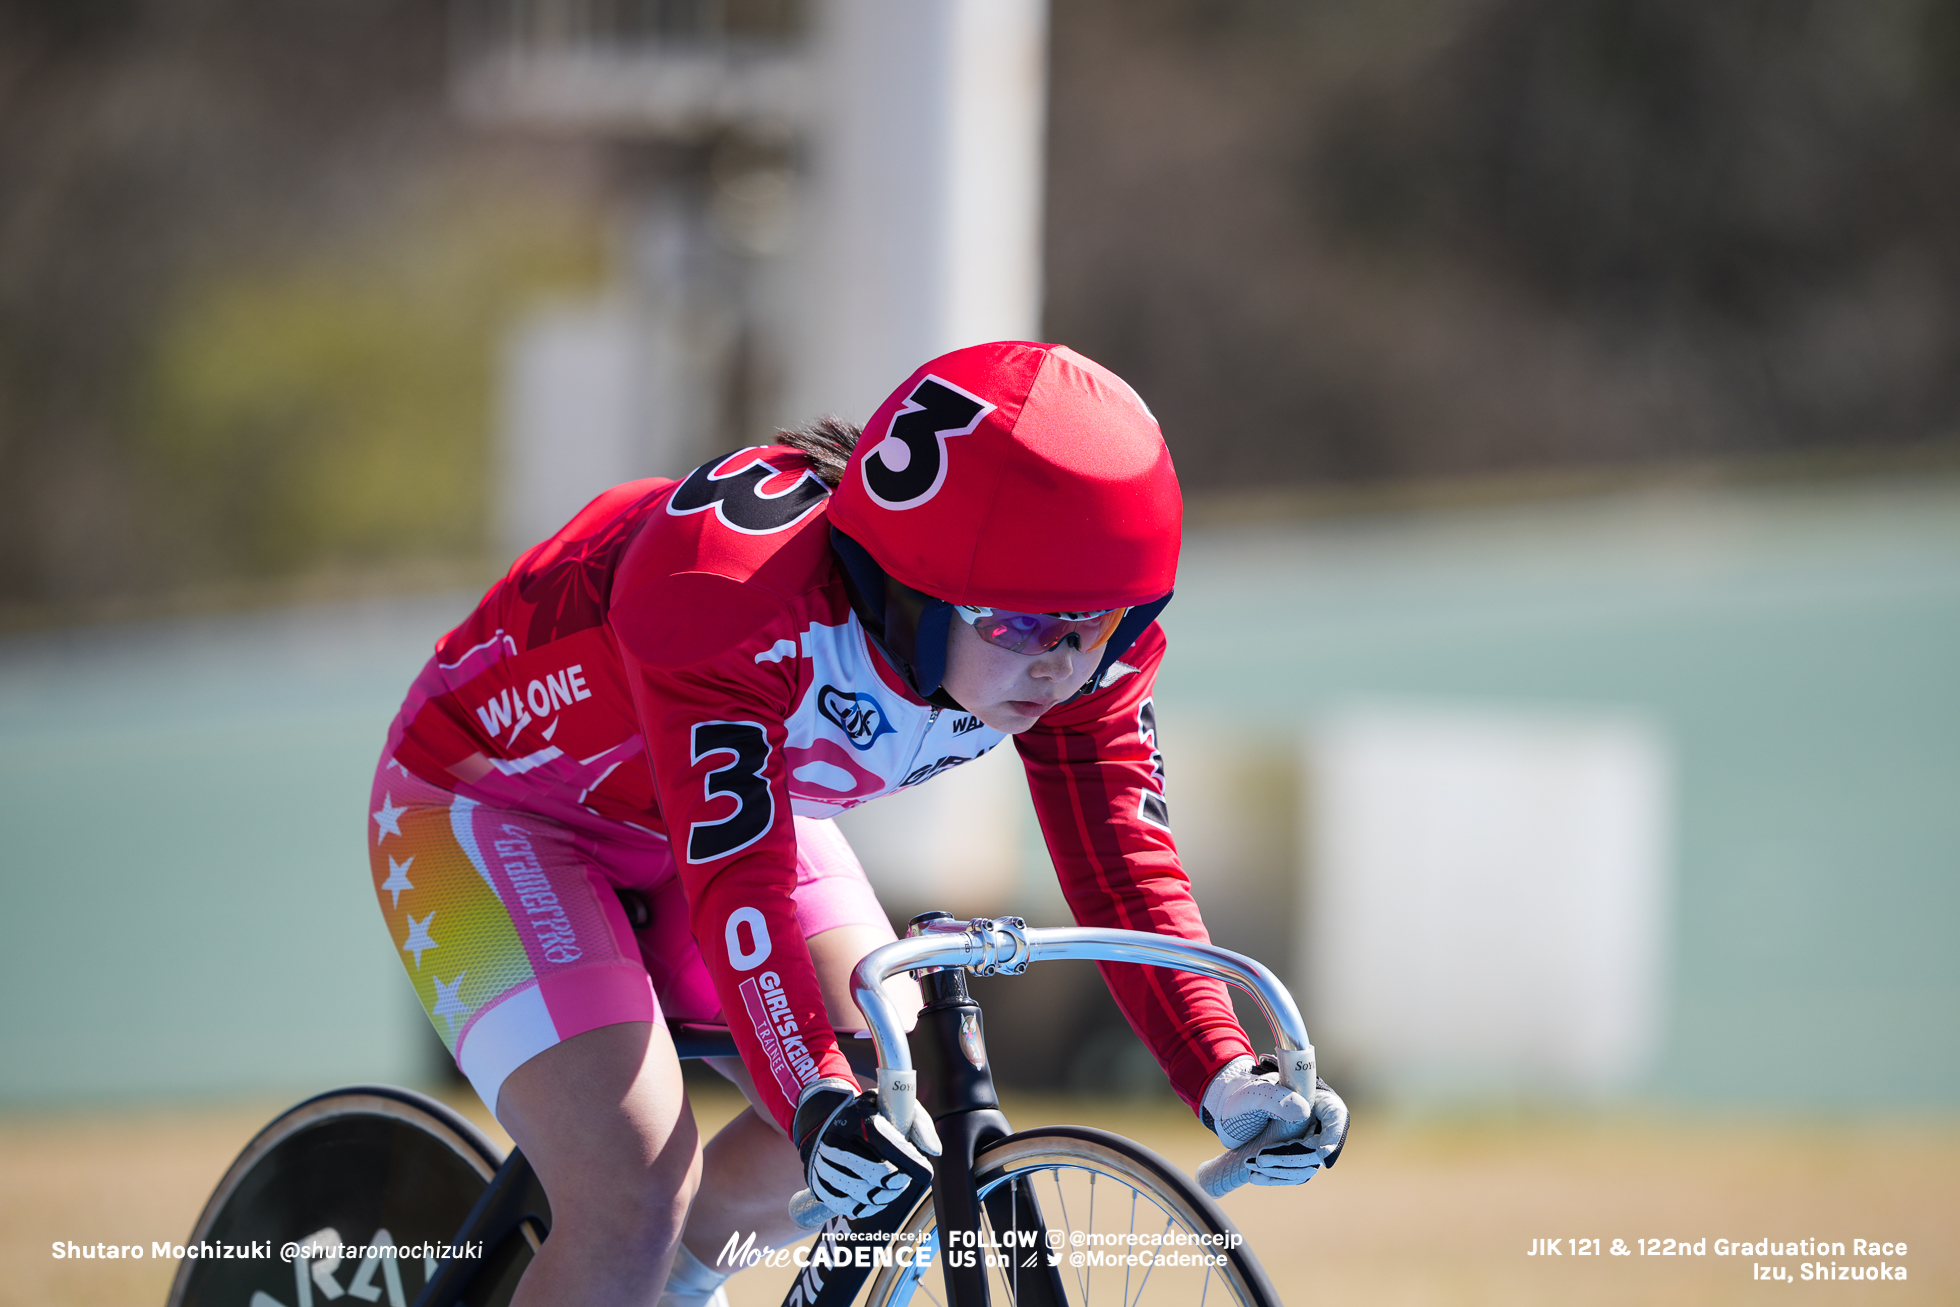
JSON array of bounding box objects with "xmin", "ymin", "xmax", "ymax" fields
[{"xmin": 365, "ymin": 341, "xmax": 1348, "ymax": 1306}]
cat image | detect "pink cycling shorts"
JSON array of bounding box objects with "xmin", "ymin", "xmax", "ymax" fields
[{"xmin": 366, "ymin": 759, "xmax": 890, "ymax": 1114}]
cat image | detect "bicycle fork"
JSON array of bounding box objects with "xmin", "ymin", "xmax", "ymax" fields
[{"xmin": 914, "ymin": 960, "xmax": 1068, "ymax": 1307}]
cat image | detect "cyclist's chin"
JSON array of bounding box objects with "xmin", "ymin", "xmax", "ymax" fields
[{"xmin": 984, "ymin": 698, "xmax": 1057, "ymax": 732}]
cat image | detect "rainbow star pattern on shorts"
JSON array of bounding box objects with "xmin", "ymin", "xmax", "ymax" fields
[{"xmin": 369, "ymin": 776, "xmax": 535, "ymax": 1056}]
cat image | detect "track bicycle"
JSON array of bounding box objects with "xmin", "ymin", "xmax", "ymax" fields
[{"xmin": 166, "ymin": 912, "xmax": 1324, "ymax": 1307}]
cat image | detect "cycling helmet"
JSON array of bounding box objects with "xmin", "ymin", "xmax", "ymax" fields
[{"xmin": 828, "ymin": 341, "xmax": 1181, "ymax": 706}]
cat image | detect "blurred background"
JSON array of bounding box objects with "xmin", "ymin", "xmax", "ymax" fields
[{"xmin": 2, "ymin": 0, "xmax": 1958, "ymax": 1300}]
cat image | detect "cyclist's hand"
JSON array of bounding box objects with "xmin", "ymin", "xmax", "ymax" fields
[
  {"xmin": 793, "ymin": 1081, "xmax": 937, "ymax": 1220},
  {"xmin": 1239, "ymin": 1076, "xmax": 1346, "ymax": 1185},
  {"xmin": 1201, "ymin": 1055, "xmax": 1349, "ymax": 1185}
]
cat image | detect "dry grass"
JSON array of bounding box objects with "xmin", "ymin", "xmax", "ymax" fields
[{"xmin": 4, "ymin": 1090, "xmax": 1953, "ymax": 1306}]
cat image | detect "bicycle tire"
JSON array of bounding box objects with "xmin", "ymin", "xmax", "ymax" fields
[
  {"xmin": 863, "ymin": 1125, "xmax": 1280, "ymax": 1307},
  {"xmin": 164, "ymin": 1085, "xmax": 535, "ymax": 1307}
]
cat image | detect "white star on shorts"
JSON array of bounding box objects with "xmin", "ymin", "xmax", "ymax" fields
[
  {"xmin": 373, "ymin": 793, "xmax": 406, "ymax": 844},
  {"xmin": 381, "ymin": 855, "xmax": 415, "ymax": 906},
  {"xmin": 431, "ymin": 971, "xmax": 469, "ymax": 1034},
  {"xmin": 402, "ymin": 911, "xmax": 438, "ymax": 968}
]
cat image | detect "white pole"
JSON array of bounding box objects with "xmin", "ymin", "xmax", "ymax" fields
[{"xmin": 789, "ymin": 0, "xmax": 1050, "ymax": 428}]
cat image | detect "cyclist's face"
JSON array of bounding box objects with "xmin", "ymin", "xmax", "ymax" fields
[{"xmin": 940, "ymin": 608, "xmax": 1099, "ymax": 733}]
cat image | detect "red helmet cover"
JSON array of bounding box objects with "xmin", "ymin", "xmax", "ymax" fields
[{"xmin": 828, "ymin": 341, "xmax": 1181, "ymax": 611}]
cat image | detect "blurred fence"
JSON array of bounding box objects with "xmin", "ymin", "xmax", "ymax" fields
[
  {"xmin": 1164, "ymin": 471, "xmax": 1960, "ymax": 1107},
  {"xmin": 2, "ymin": 471, "xmax": 1956, "ymax": 1107},
  {"xmin": 0, "ymin": 596, "xmax": 473, "ymax": 1101}
]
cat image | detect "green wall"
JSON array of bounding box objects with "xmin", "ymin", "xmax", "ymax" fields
[
  {"xmin": 1158, "ymin": 475, "xmax": 1960, "ymax": 1106},
  {"xmin": 0, "ymin": 598, "xmax": 469, "ymax": 1101}
]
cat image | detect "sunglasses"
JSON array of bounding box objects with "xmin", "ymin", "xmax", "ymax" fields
[{"xmin": 953, "ymin": 605, "xmax": 1127, "ymax": 655}]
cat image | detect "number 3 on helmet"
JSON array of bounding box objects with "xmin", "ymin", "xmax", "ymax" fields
[{"xmin": 829, "ymin": 341, "xmax": 1182, "ymax": 615}]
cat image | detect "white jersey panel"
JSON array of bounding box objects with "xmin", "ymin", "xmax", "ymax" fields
[{"xmin": 780, "ymin": 617, "xmax": 1006, "ymax": 818}]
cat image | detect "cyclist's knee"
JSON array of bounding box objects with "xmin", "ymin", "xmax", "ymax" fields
[
  {"xmin": 562, "ymin": 1149, "xmax": 700, "ymax": 1249},
  {"xmin": 522, "ymin": 1112, "xmax": 701, "ymax": 1286},
  {"xmin": 496, "ymin": 1021, "xmax": 701, "ymax": 1250},
  {"xmin": 807, "ymin": 923, "xmax": 922, "ymax": 1032}
]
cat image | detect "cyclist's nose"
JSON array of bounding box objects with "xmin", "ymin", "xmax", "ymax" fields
[{"xmin": 1029, "ymin": 643, "xmax": 1082, "ymax": 682}]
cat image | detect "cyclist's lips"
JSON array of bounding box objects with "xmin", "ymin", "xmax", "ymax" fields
[{"xmin": 1006, "ymin": 698, "xmax": 1061, "ymax": 717}]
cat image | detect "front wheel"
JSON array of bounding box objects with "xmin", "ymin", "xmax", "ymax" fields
[{"xmin": 865, "ymin": 1125, "xmax": 1280, "ymax": 1307}]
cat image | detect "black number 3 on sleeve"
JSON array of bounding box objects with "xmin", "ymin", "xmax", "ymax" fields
[
  {"xmin": 667, "ymin": 450, "xmax": 828, "ymax": 534},
  {"xmin": 686, "ymin": 721, "xmax": 776, "ymax": 862},
  {"xmin": 1137, "ymin": 698, "xmax": 1171, "ymax": 830}
]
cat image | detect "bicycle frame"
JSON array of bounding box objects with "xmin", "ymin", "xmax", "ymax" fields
[
  {"xmin": 831, "ymin": 916, "xmax": 1319, "ymax": 1307},
  {"xmin": 410, "ymin": 917, "xmax": 1317, "ymax": 1307}
]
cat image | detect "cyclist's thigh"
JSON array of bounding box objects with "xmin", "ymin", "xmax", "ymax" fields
[
  {"xmin": 787, "ymin": 812, "xmax": 887, "ymax": 939},
  {"xmin": 807, "ymin": 922, "xmax": 923, "ymax": 1032},
  {"xmin": 792, "ymin": 813, "xmax": 922, "ymax": 1026},
  {"xmin": 495, "ymin": 1019, "xmax": 696, "ymax": 1194},
  {"xmin": 494, "ymin": 1020, "xmax": 699, "ymax": 1298},
  {"xmin": 633, "ymin": 813, "xmax": 912, "ymax": 1031},
  {"xmin": 366, "ymin": 762, "xmax": 660, "ymax": 1119}
]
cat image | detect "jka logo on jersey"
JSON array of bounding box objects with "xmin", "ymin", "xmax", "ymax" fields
[{"xmin": 817, "ymin": 685, "xmax": 896, "ymax": 751}]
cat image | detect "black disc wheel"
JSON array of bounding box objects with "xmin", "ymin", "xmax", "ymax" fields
[
  {"xmin": 164, "ymin": 1086, "xmax": 536, "ymax": 1307},
  {"xmin": 865, "ymin": 1125, "xmax": 1279, "ymax": 1307}
]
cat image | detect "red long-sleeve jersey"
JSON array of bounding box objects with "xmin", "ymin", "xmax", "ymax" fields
[{"xmin": 387, "ymin": 445, "xmax": 1253, "ymax": 1129}]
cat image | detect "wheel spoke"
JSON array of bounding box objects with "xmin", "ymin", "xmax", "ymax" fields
[
  {"xmin": 914, "ymin": 1227, "xmax": 945, "ymax": 1307},
  {"xmin": 1126, "ymin": 1212, "xmax": 1174, "ymax": 1306},
  {"xmin": 1052, "ymin": 1169, "xmax": 1090, "ymax": 1304},
  {"xmin": 1087, "ymin": 1171, "xmax": 1095, "ymax": 1304},
  {"xmin": 1122, "ymin": 1188, "xmax": 1136, "ymax": 1307}
]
